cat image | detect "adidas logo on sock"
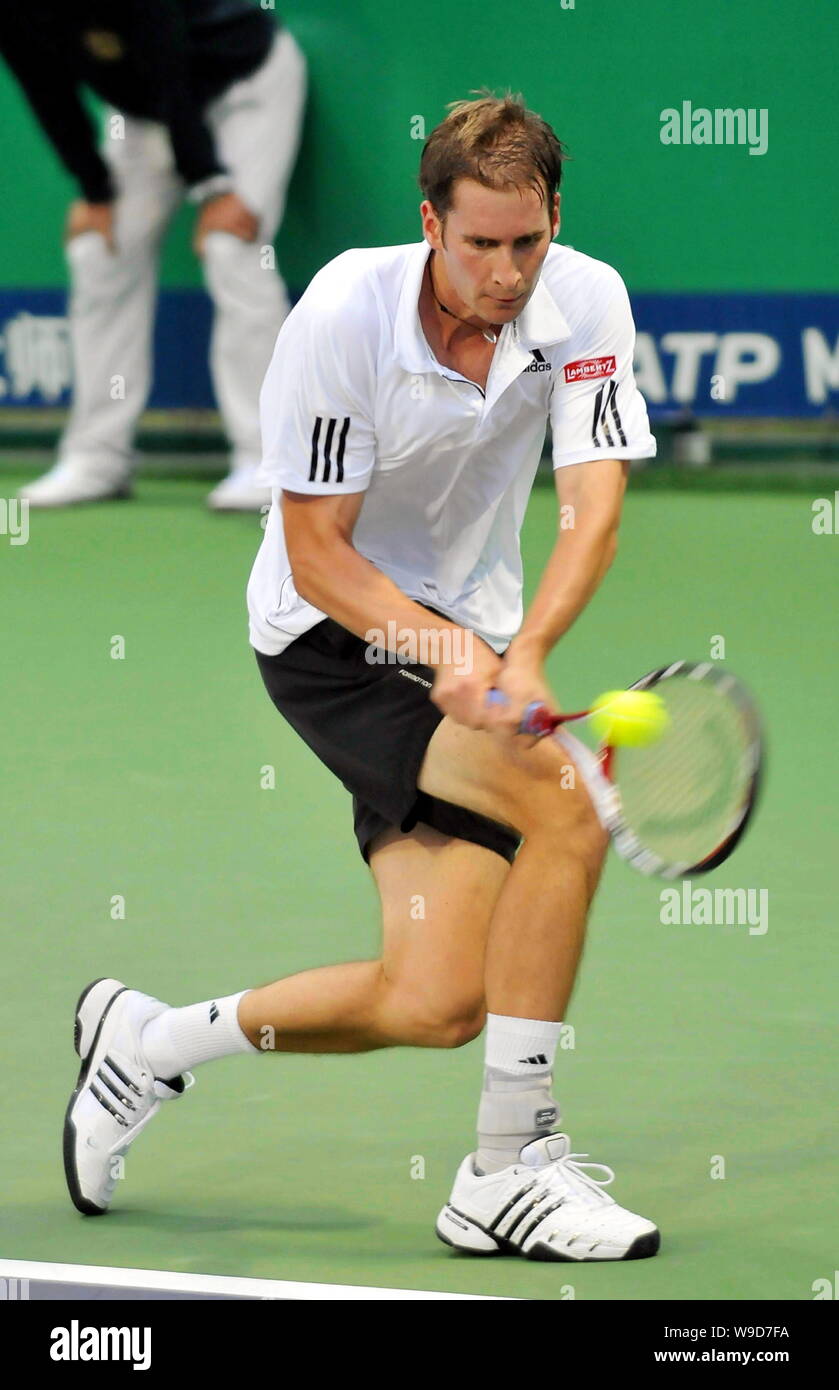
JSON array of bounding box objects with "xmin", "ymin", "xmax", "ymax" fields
[
  {"xmin": 209, "ymin": 1002, "xmax": 219, "ymax": 1024},
  {"xmin": 518, "ymin": 1053, "xmax": 548, "ymax": 1065}
]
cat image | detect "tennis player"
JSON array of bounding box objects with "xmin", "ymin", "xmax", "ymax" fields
[{"xmin": 65, "ymin": 92, "xmax": 661, "ymax": 1262}]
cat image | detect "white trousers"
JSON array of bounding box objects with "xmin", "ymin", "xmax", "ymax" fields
[{"xmin": 60, "ymin": 27, "xmax": 307, "ymax": 473}]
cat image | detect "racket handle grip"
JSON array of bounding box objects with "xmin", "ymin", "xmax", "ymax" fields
[{"xmin": 486, "ymin": 690, "xmax": 559, "ymax": 737}]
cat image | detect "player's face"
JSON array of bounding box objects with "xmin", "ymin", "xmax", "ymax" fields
[{"xmin": 422, "ymin": 179, "xmax": 560, "ymax": 326}]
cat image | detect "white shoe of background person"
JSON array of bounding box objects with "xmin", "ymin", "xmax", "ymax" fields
[
  {"xmin": 206, "ymin": 461, "xmax": 272, "ymax": 512},
  {"xmin": 436, "ymin": 1132, "xmax": 660, "ymax": 1261},
  {"xmin": 17, "ymin": 455, "xmax": 273, "ymax": 511},
  {"xmin": 18, "ymin": 457, "xmax": 135, "ymax": 508},
  {"xmin": 63, "ymin": 978, "xmax": 194, "ymax": 1215}
]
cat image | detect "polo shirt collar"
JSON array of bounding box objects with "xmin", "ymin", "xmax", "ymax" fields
[{"xmin": 393, "ymin": 240, "xmax": 571, "ymax": 372}]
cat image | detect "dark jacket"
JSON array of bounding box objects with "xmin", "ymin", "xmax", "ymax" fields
[{"xmin": 0, "ymin": 0, "xmax": 279, "ymax": 201}]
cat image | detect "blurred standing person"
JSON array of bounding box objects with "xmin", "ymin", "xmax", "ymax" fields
[{"xmin": 1, "ymin": 1, "xmax": 306, "ymax": 510}]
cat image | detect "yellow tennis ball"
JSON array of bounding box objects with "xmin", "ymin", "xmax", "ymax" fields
[{"xmin": 589, "ymin": 688, "xmax": 669, "ymax": 747}]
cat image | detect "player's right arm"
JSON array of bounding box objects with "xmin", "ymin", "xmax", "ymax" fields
[
  {"xmin": 282, "ymin": 490, "xmax": 503, "ymax": 728},
  {"xmin": 259, "ymin": 277, "xmax": 502, "ymax": 727}
]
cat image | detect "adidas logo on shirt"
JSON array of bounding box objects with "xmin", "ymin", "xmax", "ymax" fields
[
  {"xmin": 209, "ymin": 1002, "xmax": 220, "ymax": 1024},
  {"xmin": 524, "ymin": 349, "xmax": 552, "ymax": 373}
]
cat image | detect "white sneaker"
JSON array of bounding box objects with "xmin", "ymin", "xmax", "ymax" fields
[
  {"xmin": 63, "ymin": 978, "xmax": 194, "ymax": 1215},
  {"xmin": 18, "ymin": 458, "xmax": 134, "ymax": 507},
  {"xmin": 436, "ymin": 1133, "xmax": 660, "ymax": 1261},
  {"xmin": 206, "ymin": 464, "xmax": 272, "ymax": 512}
]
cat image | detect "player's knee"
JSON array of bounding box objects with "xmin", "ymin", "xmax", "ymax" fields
[
  {"xmin": 507, "ymin": 776, "xmax": 586, "ymax": 839},
  {"xmin": 435, "ymin": 1005, "xmax": 486, "ymax": 1049},
  {"xmin": 395, "ymin": 992, "xmax": 485, "ymax": 1048},
  {"xmin": 556, "ymin": 785, "xmax": 604, "ymax": 847},
  {"xmin": 499, "ymin": 745, "xmax": 605, "ymax": 854},
  {"xmin": 538, "ymin": 790, "xmax": 607, "ymax": 866}
]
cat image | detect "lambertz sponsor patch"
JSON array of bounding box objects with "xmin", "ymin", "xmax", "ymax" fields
[{"xmin": 564, "ymin": 355, "xmax": 617, "ymax": 383}]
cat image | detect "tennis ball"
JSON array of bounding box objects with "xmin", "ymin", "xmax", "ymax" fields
[{"xmin": 589, "ymin": 688, "xmax": 669, "ymax": 747}]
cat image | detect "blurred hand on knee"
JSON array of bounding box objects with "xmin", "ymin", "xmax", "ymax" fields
[
  {"xmin": 193, "ymin": 193, "xmax": 259, "ymax": 257},
  {"xmin": 65, "ymin": 200, "xmax": 116, "ymax": 254}
]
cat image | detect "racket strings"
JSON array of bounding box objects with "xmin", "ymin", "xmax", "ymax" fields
[{"xmin": 613, "ymin": 678, "xmax": 756, "ymax": 865}]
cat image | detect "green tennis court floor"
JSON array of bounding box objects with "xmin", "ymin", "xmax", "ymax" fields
[{"xmin": 1, "ymin": 460, "xmax": 835, "ymax": 1301}]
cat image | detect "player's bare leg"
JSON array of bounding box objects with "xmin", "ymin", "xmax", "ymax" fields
[
  {"xmin": 138, "ymin": 713, "xmax": 602, "ymax": 1067},
  {"xmin": 237, "ymin": 824, "xmax": 508, "ymax": 1051},
  {"xmin": 63, "ymin": 825, "xmax": 505, "ymax": 1216},
  {"xmin": 411, "ymin": 719, "xmax": 657, "ymax": 1260},
  {"xmin": 67, "ymin": 727, "xmax": 658, "ymax": 1253},
  {"xmin": 131, "ymin": 712, "xmax": 604, "ymax": 1084},
  {"xmin": 236, "ymin": 719, "xmax": 603, "ymax": 1051},
  {"xmin": 417, "ymin": 716, "xmax": 608, "ymax": 1020}
]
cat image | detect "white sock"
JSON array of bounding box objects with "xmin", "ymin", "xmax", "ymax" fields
[
  {"xmin": 141, "ymin": 991, "xmax": 260, "ymax": 1077},
  {"xmin": 476, "ymin": 1013, "xmax": 563, "ymax": 1175}
]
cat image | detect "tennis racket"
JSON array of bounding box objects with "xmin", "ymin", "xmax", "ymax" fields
[{"xmin": 488, "ymin": 661, "xmax": 763, "ymax": 880}]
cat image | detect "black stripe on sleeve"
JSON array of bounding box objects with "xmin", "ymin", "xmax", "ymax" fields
[
  {"xmin": 606, "ymin": 380, "xmax": 627, "ymax": 446},
  {"xmin": 591, "ymin": 385, "xmax": 604, "ymax": 447},
  {"xmin": 335, "ymin": 416, "xmax": 350, "ymax": 483},
  {"xmin": 308, "ymin": 417, "xmax": 322, "ymax": 482},
  {"xmin": 322, "ymin": 417, "xmax": 337, "ymax": 482}
]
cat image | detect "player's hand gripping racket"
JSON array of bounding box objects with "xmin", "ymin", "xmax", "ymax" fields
[{"xmin": 488, "ymin": 662, "xmax": 763, "ymax": 880}]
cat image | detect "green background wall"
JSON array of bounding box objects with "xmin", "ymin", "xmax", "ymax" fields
[{"xmin": 0, "ymin": 0, "xmax": 834, "ymax": 292}]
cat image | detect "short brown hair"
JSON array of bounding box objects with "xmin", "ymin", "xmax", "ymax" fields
[{"xmin": 418, "ymin": 88, "xmax": 567, "ymax": 220}]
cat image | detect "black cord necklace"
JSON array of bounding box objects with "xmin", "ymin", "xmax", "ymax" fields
[{"xmin": 428, "ymin": 253, "xmax": 500, "ymax": 344}]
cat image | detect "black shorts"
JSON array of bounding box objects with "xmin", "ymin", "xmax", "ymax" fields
[{"xmin": 253, "ymin": 615, "xmax": 522, "ymax": 865}]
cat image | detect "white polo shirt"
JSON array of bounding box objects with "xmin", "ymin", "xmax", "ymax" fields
[{"xmin": 247, "ymin": 239, "xmax": 656, "ymax": 656}]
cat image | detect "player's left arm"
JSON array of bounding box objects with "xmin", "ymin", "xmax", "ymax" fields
[
  {"xmin": 495, "ymin": 266, "xmax": 655, "ymax": 722},
  {"xmin": 498, "ymin": 458, "xmax": 629, "ymax": 716}
]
